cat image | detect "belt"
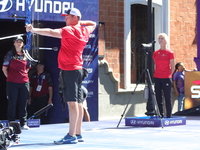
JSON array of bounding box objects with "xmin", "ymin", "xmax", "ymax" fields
[{"xmin": 34, "ymin": 94, "xmax": 48, "ymax": 99}]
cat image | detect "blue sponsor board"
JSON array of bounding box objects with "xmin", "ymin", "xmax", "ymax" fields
[
  {"xmin": 0, "ymin": 0, "xmax": 99, "ymax": 122},
  {"xmin": 0, "ymin": 0, "xmax": 98, "ymax": 22},
  {"xmin": 27, "ymin": 119, "xmax": 40, "ymax": 127},
  {"xmin": 82, "ymin": 27, "xmax": 98, "ymax": 121},
  {"xmin": 125, "ymin": 116, "xmax": 186, "ymax": 127},
  {"xmin": 0, "ymin": 119, "xmax": 40, "ymax": 128}
]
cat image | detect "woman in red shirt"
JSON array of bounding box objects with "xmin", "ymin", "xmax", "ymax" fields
[
  {"xmin": 2, "ymin": 36, "xmax": 31, "ymax": 129},
  {"xmin": 153, "ymin": 33, "xmax": 175, "ymax": 118}
]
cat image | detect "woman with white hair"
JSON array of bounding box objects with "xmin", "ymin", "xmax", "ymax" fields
[{"xmin": 152, "ymin": 33, "xmax": 175, "ymax": 118}]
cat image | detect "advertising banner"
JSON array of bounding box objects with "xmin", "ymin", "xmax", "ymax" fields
[
  {"xmin": 0, "ymin": 0, "xmax": 99, "ymax": 122},
  {"xmin": 82, "ymin": 27, "xmax": 98, "ymax": 120},
  {"xmin": 185, "ymin": 71, "xmax": 200, "ymax": 109},
  {"xmin": 125, "ymin": 116, "xmax": 186, "ymax": 127},
  {"xmin": 0, "ymin": 0, "xmax": 98, "ymax": 22}
]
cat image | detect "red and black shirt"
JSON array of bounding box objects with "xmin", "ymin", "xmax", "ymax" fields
[
  {"xmin": 30, "ymin": 72, "xmax": 53, "ymax": 98},
  {"xmin": 2, "ymin": 51, "xmax": 31, "ymax": 83}
]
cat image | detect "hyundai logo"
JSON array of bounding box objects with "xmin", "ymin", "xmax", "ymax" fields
[{"xmin": 0, "ymin": 0, "xmax": 13, "ymax": 12}]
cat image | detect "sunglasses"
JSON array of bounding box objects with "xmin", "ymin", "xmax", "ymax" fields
[{"xmin": 65, "ymin": 8, "xmax": 71, "ymax": 15}]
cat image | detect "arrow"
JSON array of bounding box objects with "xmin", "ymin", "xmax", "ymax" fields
[
  {"xmin": 8, "ymin": 14, "xmax": 26, "ymax": 22},
  {"xmin": 33, "ymin": 47, "xmax": 58, "ymax": 51},
  {"xmin": 0, "ymin": 33, "xmax": 26, "ymax": 41}
]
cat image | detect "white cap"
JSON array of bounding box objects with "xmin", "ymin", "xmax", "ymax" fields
[{"xmin": 61, "ymin": 8, "xmax": 82, "ymax": 19}]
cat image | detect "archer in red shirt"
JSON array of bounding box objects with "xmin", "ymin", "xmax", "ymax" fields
[{"xmin": 25, "ymin": 8, "xmax": 96, "ymax": 144}]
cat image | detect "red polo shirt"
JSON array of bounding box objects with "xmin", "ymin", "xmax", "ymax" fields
[
  {"xmin": 152, "ymin": 49, "xmax": 174, "ymax": 78},
  {"xmin": 58, "ymin": 25, "xmax": 91, "ymax": 70}
]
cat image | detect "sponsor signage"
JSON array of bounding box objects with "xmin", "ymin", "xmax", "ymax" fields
[
  {"xmin": 82, "ymin": 27, "xmax": 98, "ymax": 120},
  {"xmin": 0, "ymin": 0, "xmax": 98, "ymax": 22},
  {"xmin": 125, "ymin": 116, "xmax": 186, "ymax": 127},
  {"xmin": 0, "ymin": 119, "xmax": 40, "ymax": 128},
  {"xmin": 185, "ymin": 72, "xmax": 200, "ymax": 109},
  {"xmin": 27, "ymin": 119, "xmax": 40, "ymax": 127}
]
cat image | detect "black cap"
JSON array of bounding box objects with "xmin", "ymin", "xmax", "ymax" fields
[{"xmin": 13, "ymin": 36, "xmax": 24, "ymax": 42}]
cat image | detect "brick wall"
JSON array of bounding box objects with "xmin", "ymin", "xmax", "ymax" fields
[
  {"xmin": 99, "ymin": 0, "xmax": 124, "ymax": 88},
  {"xmin": 170, "ymin": 0, "xmax": 197, "ymax": 70},
  {"xmin": 99, "ymin": 0, "xmax": 197, "ymax": 89}
]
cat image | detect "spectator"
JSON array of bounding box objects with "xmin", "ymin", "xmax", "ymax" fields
[
  {"xmin": 81, "ymin": 85, "xmax": 90, "ymax": 122},
  {"xmin": 152, "ymin": 33, "xmax": 175, "ymax": 118},
  {"xmin": 2, "ymin": 36, "xmax": 31, "ymax": 130},
  {"xmin": 172, "ymin": 62, "xmax": 193, "ymax": 111},
  {"xmin": 27, "ymin": 61, "xmax": 53, "ymax": 124}
]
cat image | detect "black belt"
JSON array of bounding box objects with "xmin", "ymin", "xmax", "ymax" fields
[{"xmin": 34, "ymin": 94, "xmax": 48, "ymax": 99}]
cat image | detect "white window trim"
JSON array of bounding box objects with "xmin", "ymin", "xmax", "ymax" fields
[{"xmin": 124, "ymin": 0, "xmax": 170, "ymax": 90}]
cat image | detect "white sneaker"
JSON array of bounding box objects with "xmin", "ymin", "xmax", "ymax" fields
[{"xmin": 21, "ymin": 125, "xmax": 29, "ymax": 130}]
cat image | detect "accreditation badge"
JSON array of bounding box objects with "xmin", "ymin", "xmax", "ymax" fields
[{"xmin": 36, "ymin": 85, "xmax": 42, "ymax": 92}]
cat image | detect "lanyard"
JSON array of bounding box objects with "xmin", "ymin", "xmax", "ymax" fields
[{"xmin": 37, "ymin": 73, "xmax": 45, "ymax": 85}]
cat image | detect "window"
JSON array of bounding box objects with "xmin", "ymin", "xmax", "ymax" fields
[{"xmin": 124, "ymin": 0, "xmax": 169, "ymax": 89}]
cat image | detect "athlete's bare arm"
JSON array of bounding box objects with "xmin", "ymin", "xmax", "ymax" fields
[
  {"xmin": 26, "ymin": 24, "xmax": 62, "ymax": 39},
  {"xmin": 80, "ymin": 21, "xmax": 96, "ymax": 33}
]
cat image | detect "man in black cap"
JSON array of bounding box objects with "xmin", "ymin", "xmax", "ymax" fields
[
  {"xmin": 27, "ymin": 61, "xmax": 53, "ymax": 124},
  {"xmin": 25, "ymin": 8, "xmax": 96, "ymax": 144}
]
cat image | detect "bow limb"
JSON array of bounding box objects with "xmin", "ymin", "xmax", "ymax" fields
[
  {"xmin": 24, "ymin": 0, "xmax": 32, "ymax": 51},
  {"xmin": 23, "ymin": 0, "xmax": 38, "ymax": 62}
]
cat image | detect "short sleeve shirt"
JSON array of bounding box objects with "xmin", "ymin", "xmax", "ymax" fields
[
  {"xmin": 152, "ymin": 49, "xmax": 174, "ymax": 78},
  {"xmin": 173, "ymin": 71, "xmax": 185, "ymax": 94},
  {"xmin": 58, "ymin": 25, "xmax": 91, "ymax": 70},
  {"xmin": 2, "ymin": 51, "xmax": 31, "ymax": 83},
  {"xmin": 30, "ymin": 72, "xmax": 53, "ymax": 98}
]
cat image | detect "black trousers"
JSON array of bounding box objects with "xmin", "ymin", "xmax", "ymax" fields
[
  {"xmin": 154, "ymin": 78, "xmax": 172, "ymax": 118},
  {"xmin": 27, "ymin": 95, "xmax": 49, "ymax": 124},
  {"xmin": 6, "ymin": 82, "xmax": 29, "ymax": 126}
]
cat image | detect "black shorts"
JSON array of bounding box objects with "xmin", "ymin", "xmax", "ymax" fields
[{"xmin": 61, "ymin": 69, "xmax": 83, "ymax": 103}]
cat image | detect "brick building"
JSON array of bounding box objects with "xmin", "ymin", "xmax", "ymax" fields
[
  {"xmin": 98, "ymin": 0, "xmax": 197, "ymax": 120},
  {"xmin": 99, "ymin": 0, "xmax": 197, "ymax": 88}
]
